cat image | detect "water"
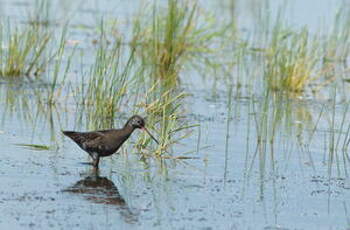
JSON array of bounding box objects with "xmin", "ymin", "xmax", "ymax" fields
[{"xmin": 1, "ymin": 0, "xmax": 350, "ymax": 229}]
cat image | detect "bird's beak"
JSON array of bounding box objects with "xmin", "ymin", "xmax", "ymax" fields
[{"xmin": 141, "ymin": 127, "xmax": 159, "ymax": 144}]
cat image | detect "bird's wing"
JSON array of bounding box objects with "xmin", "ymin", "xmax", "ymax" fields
[
  {"xmin": 83, "ymin": 132, "xmax": 108, "ymax": 152},
  {"xmin": 64, "ymin": 131, "xmax": 106, "ymax": 152}
]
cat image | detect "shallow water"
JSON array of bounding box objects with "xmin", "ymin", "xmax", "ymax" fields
[{"xmin": 1, "ymin": 0, "xmax": 350, "ymax": 230}]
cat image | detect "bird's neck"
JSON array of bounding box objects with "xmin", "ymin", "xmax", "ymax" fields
[{"xmin": 122, "ymin": 124, "xmax": 135, "ymax": 135}]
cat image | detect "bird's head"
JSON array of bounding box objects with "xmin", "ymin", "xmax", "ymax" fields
[
  {"xmin": 128, "ymin": 115, "xmax": 145, "ymax": 129},
  {"xmin": 126, "ymin": 115, "xmax": 159, "ymax": 144}
]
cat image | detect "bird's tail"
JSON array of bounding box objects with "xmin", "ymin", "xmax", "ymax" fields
[
  {"xmin": 62, "ymin": 131, "xmax": 86, "ymax": 148},
  {"xmin": 62, "ymin": 131, "xmax": 77, "ymax": 138}
]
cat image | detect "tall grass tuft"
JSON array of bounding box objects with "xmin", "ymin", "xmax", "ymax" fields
[
  {"xmin": 136, "ymin": 82, "xmax": 196, "ymax": 157},
  {"xmin": 132, "ymin": 0, "xmax": 230, "ymax": 85},
  {"xmin": 264, "ymin": 24, "xmax": 321, "ymax": 93},
  {"xmin": 0, "ymin": 23, "xmax": 51, "ymax": 77}
]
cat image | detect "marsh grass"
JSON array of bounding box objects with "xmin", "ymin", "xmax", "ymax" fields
[
  {"xmin": 259, "ymin": 6, "xmax": 350, "ymax": 95},
  {"xmin": 134, "ymin": 82, "xmax": 197, "ymax": 157},
  {"xmin": 324, "ymin": 87, "xmax": 350, "ymax": 177},
  {"xmin": 0, "ymin": 23, "xmax": 51, "ymax": 77},
  {"xmin": 247, "ymin": 90, "xmax": 319, "ymax": 197},
  {"xmin": 264, "ymin": 25, "xmax": 321, "ymax": 93},
  {"xmin": 47, "ymin": 26, "xmax": 76, "ymax": 105},
  {"xmin": 126, "ymin": 0, "xmax": 224, "ymax": 156},
  {"xmin": 132, "ymin": 0, "xmax": 231, "ymax": 85},
  {"xmin": 77, "ymin": 27, "xmax": 135, "ymax": 130}
]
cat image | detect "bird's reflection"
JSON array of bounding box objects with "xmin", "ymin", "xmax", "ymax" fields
[{"xmin": 63, "ymin": 169, "xmax": 137, "ymax": 223}]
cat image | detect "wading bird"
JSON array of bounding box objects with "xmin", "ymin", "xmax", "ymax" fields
[{"xmin": 63, "ymin": 115, "xmax": 159, "ymax": 168}]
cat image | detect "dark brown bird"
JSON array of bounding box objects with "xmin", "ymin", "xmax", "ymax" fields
[{"xmin": 62, "ymin": 115, "xmax": 159, "ymax": 168}]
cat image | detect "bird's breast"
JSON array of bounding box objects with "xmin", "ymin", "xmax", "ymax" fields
[{"xmin": 99, "ymin": 134, "xmax": 131, "ymax": 157}]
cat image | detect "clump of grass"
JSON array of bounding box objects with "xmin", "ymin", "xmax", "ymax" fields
[
  {"xmin": 135, "ymin": 82, "xmax": 197, "ymax": 157},
  {"xmin": 264, "ymin": 25, "xmax": 321, "ymax": 93},
  {"xmin": 0, "ymin": 23, "xmax": 51, "ymax": 77},
  {"xmin": 132, "ymin": 0, "xmax": 230, "ymax": 85}
]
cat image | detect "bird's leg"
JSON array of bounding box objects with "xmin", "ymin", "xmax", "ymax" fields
[
  {"xmin": 91, "ymin": 152, "xmax": 100, "ymax": 168},
  {"xmin": 92, "ymin": 157, "xmax": 100, "ymax": 168}
]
